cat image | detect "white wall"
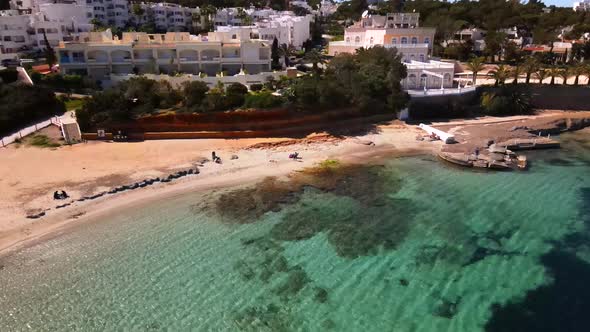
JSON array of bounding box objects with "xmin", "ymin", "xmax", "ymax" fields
[{"xmin": 109, "ymin": 71, "xmax": 288, "ymax": 88}]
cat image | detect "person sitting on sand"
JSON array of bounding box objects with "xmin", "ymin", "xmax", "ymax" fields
[
  {"xmin": 61, "ymin": 190, "xmax": 69, "ymax": 199},
  {"xmin": 53, "ymin": 191, "xmax": 60, "ymax": 200}
]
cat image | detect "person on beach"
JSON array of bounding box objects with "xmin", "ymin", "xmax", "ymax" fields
[
  {"xmin": 53, "ymin": 191, "xmax": 60, "ymax": 200},
  {"xmin": 212, "ymin": 151, "xmax": 216, "ymax": 161}
]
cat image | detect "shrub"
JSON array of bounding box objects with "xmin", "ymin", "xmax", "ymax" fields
[
  {"xmin": 480, "ymin": 86, "xmax": 533, "ymax": 116},
  {"xmin": 250, "ymin": 83, "xmax": 263, "ymax": 92},
  {"xmin": 243, "ymin": 91, "xmax": 284, "ymax": 109},
  {"xmin": 0, "ymin": 69, "xmax": 19, "ymax": 84}
]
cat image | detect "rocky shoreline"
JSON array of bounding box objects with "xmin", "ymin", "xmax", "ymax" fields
[
  {"xmin": 26, "ymin": 167, "xmax": 201, "ymax": 219},
  {"xmin": 434, "ymin": 113, "xmax": 590, "ymax": 170}
]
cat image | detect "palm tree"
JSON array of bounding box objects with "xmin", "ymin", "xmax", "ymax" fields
[
  {"xmin": 278, "ymin": 43, "xmax": 296, "ymax": 67},
  {"xmin": 522, "ymin": 57, "xmax": 540, "ymax": 84},
  {"xmin": 535, "ymin": 68, "xmax": 548, "ymax": 84},
  {"xmin": 465, "ymin": 57, "xmax": 485, "ymax": 86},
  {"xmin": 511, "ymin": 66, "xmax": 523, "ymax": 85},
  {"xmin": 571, "ymin": 62, "xmax": 585, "ymax": 86},
  {"xmin": 200, "ymin": 4, "xmax": 216, "ymax": 31},
  {"xmin": 547, "ymin": 67, "xmax": 561, "ymax": 85},
  {"xmin": 559, "ymin": 67, "xmax": 570, "ymax": 85},
  {"xmin": 304, "ymin": 49, "xmax": 325, "ymax": 73},
  {"xmin": 489, "ymin": 64, "xmax": 509, "ymax": 86}
]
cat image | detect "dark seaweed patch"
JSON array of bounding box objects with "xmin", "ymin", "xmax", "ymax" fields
[
  {"xmin": 485, "ymin": 250, "xmax": 590, "ymax": 332},
  {"xmin": 314, "ymin": 287, "xmax": 329, "ymax": 303},
  {"xmin": 233, "ymin": 303, "xmax": 291, "ymax": 332},
  {"xmin": 434, "ymin": 297, "xmax": 461, "ymax": 319},
  {"xmin": 271, "ymin": 194, "xmax": 414, "ymax": 258},
  {"xmin": 545, "ymin": 158, "xmax": 577, "ymax": 167},
  {"xmin": 463, "ymin": 246, "xmax": 520, "ymax": 267},
  {"xmin": 272, "ymin": 265, "xmax": 311, "ymax": 298}
]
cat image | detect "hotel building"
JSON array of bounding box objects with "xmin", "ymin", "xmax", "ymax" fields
[
  {"xmin": 57, "ymin": 29, "xmax": 271, "ymax": 79},
  {"xmin": 328, "ymin": 13, "xmax": 455, "ymax": 90}
]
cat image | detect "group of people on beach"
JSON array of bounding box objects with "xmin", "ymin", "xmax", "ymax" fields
[{"xmin": 53, "ymin": 190, "xmax": 69, "ymax": 200}]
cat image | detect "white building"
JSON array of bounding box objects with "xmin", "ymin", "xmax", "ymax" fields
[
  {"xmin": 130, "ymin": 3, "xmax": 200, "ymax": 32},
  {"xmin": 319, "ymin": 0, "xmax": 339, "ymax": 16},
  {"xmin": 215, "ymin": 12, "xmax": 311, "ymax": 49},
  {"xmin": 84, "ymin": 0, "xmax": 129, "ymax": 28},
  {"xmin": 328, "ymin": 13, "xmax": 455, "ymax": 90},
  {"xmin": 0, "ymin": 5, "xmax": 92, "ymax": 59},
  {"xmin": 57, "ymin": 30, "xmax": 272, "ymax": 79},
  {"xmin": 574, "ymin": 0, "xmax": 590, "ymax": 11}
]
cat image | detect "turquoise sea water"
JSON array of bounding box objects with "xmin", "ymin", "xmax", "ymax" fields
[{"xmin": 1, "ymin": 130, "xmax": 590, "ymax": 331}]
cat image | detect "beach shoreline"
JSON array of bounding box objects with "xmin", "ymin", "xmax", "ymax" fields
[
  {"xmin": 0, "ymin": 122, "xmax": 435, "ymax": 256},
  {"xmin": 1, "ymin": 110, "xmax": 589, "ymax": 256}
]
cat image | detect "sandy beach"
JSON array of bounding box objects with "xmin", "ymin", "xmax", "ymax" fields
[
  {"xmin": 0, "ymin": 120, "xmax": 435, "ymax": 254},
  {"xmin": 1, "ymin": 110, "xmax": 589, "ymax": 255}
]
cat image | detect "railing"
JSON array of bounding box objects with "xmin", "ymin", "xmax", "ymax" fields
[
  {"xmin": 407, "ymin": 86, "xmax": 476, "ymax": 97},
  {"xmin": 1, "ymin": 117, "xmax": 61, "ymax": 148}
]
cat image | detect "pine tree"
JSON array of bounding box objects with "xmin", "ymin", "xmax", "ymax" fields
[{"xmin": 43, "ymin": 31, "xmax": 57, "ymax": 67}]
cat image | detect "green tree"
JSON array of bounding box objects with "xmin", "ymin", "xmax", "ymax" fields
[
  {"xmin": 271, "ymin": 37, "xmax": 281, "ymax": 69},
  {"xmin": 225, "ymin": 82, "xmax": 248, "ymax": 108},
  {"xmin": 547, "ymin": 67, "xmax": 561, "ymax": 85},
  {"xmin": 480, "ymin": 86, "xmax": 533, "ymax": 116},
  {"xmin": 42, "ymin": 31, "xmax": 57, "ymax": 67},
  {"xmin": 535, "ymin": 68, "xmax": 548, "ymax": 84},
  {"xmin": 279, "ymin": 43, "xmax": 296, "ymax": 67},
  {"xmin": 182, "ymin": 81, "xmax": 209, "ymax": 110},
  {"xmin": 304, "ymin": 49, "xmax": 325, "ymax": 73},
  {"xmin": 522, "ymin": 57, "xmax": 540, "ymax": 84},
  {"xmin": 132, "ymin": 3, "xmax": 145, "ymax": 25},
  {"xmin": 489, "ymin": 64, "xmax": 509, "ymax": 86},
  {"xmin": 511, "ymin": 66, "xmax": 523, "ymax": 85},
  {"xmin": 484, "ymin": 31, "xmax": 506, "ymax": 63},
  {"xmin": 465, "ymin": 56, "xmax": 485, "ymax": 85},
  {"xmin": 559, "ymin": 67, "xmax": 570, "ymax": 85}
]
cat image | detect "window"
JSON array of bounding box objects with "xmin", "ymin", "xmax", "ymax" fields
[
  {"xmin": 424, "ymin": 37, "xmax": 430, "ymax": 44},
  {"xmin": 37, "ymin": 28, "xmax": 45, "ymax": 33},
  {"xmin": 420, "ymin": 74, "xmax": 427, "ymax": 88},
  {"xmin": 369, "ymin": 37, "xmax": 373, "ymax": 45},
  {"xmin": 232, "ymin": 34, "xmax": 237, "ymax": 39},
  {"xmin": 3, "ymin": 36, "xmax": 11, "ymax": 41},
  {"xmin": 408, "ymin": 74, "xmax": 417, "ymax": 88},
  {"xmin": 444, "ymin": 73, "xmax": 452, "ymax": 84},
  {"xmin": 354, "ymin": 36, "xmax": 360, "ymax": 43},
  {"xmin": 391, "ymin": 38, "xmax": 397, "ymax": 44},
  {"xmin": 345, "ymin": 37, "xmax": 350, "ymax": 43},
  {"xmin": 419, "ymin": 54, "xmax": 425, "ymax": 62},
  {"xmin": 13, "ymin": 36, "xmax": 25, "ymax": 43},
  {"xmin": 401, "ymin": 37, "xmax": 408, "ymax": 44},
  {"xmin": 411, "ymin": 37, "xmax": 418, "ymax": 44}
]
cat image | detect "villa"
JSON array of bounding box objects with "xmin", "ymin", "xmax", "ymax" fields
[
  {"xmin": 328, "ymin": 13, "xmax": 456, "ymax": 91},
  {"xmin": 57, "ymin": 29, "xmax": 272, "ymax": 80}
]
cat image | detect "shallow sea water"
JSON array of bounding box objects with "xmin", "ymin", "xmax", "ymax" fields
[{"xmin": 1, "ymin": 130, "xmax": 589, "ymax": 331}]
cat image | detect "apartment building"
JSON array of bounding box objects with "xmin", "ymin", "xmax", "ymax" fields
[
  {"xmin": 574, "ymin": 0, "xmax": 590, "ymax": 11},
  {"xmin": 57, "ymin": 29, "xmax": 271, "ymax": 79},
  {"xmin": 84, "ymin": 0, "xmax": 129, "ymax": 28},
  {"xmin": 328, "ymin": 13, "xmax": 454, "ymax": 90},
  {"xmin": 215, "ymin": 12, "xmax": 311, "ymax": 49},
  {"xmin": 0, "ymin": 5, "xmax": 92, "ymax": 58},
  {"xmin": 130, "ymin": 3, "xmax": 199, "ymax": 32}
]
